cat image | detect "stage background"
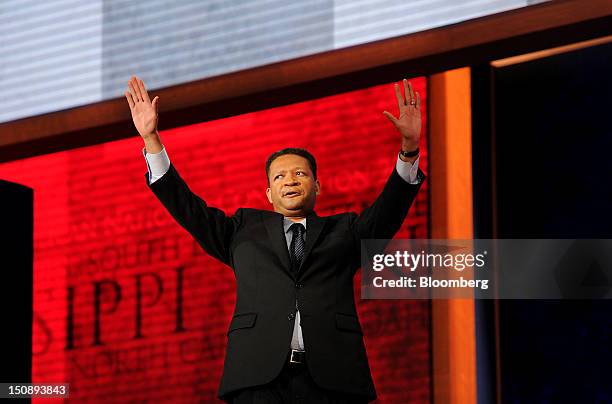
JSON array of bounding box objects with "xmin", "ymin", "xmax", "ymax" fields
[{"xmin": 0, "ymin": 79, "xmax": 430, "ymax": 403}]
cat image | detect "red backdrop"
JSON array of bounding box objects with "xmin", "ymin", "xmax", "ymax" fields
[{"xmin": 0, "ymin": 79, "xmax": 430, "ymax": 403}]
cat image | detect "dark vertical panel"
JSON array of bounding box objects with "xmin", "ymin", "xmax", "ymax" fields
[
  {"xmin": 491, "ymin": 42, "xmax": 612, "ymax": 402},
  {"xmin": 472, "ymin": 63, "xmax": 499, "ymax": 404},
  {"xmin": 0, "ymin": 180, "xmax": 33, "ymax": 389}
]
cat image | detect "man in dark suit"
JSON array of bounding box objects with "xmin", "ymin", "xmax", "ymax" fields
[{"xmin": 126, "ymin": 76, "xmax": 425, "ymax": 403}]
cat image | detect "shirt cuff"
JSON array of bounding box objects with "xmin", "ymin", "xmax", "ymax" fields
[
  {"xmin": 143, "ymin": 146, "xmax": 170, "ymax": 184},
  {"xmin": 395, "ymin": 154, "xmax": 420, "ymax": 184}
]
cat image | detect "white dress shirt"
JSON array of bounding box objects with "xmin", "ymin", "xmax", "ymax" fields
[{"xmin": 143, "ymin": 146, "xmax": 421, "ymax": 351}]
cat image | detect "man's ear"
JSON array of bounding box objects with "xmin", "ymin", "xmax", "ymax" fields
[
  {"xmin": 315, "ymin": 180, "xmax": 321, "ymax": 195},
  {"xmin": 266, "ymin": 187, "xmax": 273, "ymax": 203}
]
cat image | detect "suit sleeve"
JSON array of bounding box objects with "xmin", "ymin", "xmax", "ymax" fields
[
  {"xmin": 350, "ymin": 165, "xmax": 425, "ymax": 240},
  {"xmin": 145, "ymin": 163, "xmax": 242, "ymax": 266}
]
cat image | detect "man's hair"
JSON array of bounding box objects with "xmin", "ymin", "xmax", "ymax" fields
[{"xmin": 265, "ymin": 148, "xmax": 317, "ymax": 184}]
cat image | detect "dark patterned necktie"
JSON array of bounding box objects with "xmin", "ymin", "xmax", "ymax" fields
[{"xmin": 289, "ymin": 223, "xmax": 305, "ymax": 272}]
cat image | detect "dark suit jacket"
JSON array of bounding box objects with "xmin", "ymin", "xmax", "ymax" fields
[{"xmin": 146, "ymin": 162, "xmax": 425, "ymax": 402}]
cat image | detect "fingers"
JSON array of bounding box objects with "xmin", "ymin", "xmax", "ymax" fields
[
  {"xmin": 403, "ymin": 79, "xmax": 412, "ymax": 105},
  {"xmin": 152, "ymin": 96, "xmax": 159, "ymax": 111},
  {"xmin": 132, "ymin": 76, "xmax": 144, "ymax": 101},
  {"xmin": 127, "ymin": 75, "xmax": 155, "ymax": 106},
  {"xmin": 401, "ymin": 78, "xmax": 421, "ymax": 109},
  {"xmin": 128, "ymin": 77, "xmax": 141, "ymax": 102},
  {"xmin": 395, "ymin": 79, "xmax": 418, "ymax": 110},
  {"xmin": 137, "ymin": 77, "xmax": 151, "ymax": 103},
  {"xmin": 404, "ymin": 79, "xmax": 414, "ymax": 105},
  {"xmin": 125, "ymin": 91, "xmax": 135, "ymax": 109},
  {"xmin": 394, "ymin": 83, "xmax": 405, "ymax": 110}
]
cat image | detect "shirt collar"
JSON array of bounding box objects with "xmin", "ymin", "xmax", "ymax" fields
[{"xmin": 283, "ymin": 217, "xmax": 307, "ymax": 234}]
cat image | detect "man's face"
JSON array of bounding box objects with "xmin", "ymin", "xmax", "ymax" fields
[{"xmin": 266, "ymin": 154, "xmax": 320, "ymax": 217}]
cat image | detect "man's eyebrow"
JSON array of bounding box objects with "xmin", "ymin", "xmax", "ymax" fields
[{"xmin": 273, "ymin": 167, "xmax": 307, "ymax": 175}]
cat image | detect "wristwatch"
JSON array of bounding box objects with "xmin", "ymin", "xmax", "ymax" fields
[{"xmin": 399, "ymin": 147, "xmax": 420, "ymax": 158}]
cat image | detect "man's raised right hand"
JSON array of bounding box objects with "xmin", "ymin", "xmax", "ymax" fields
[{"xmin": 125, "ymin": 76, "xmax": 162, "ymax": 151}]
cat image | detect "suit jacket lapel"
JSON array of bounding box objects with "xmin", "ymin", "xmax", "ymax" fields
[
  {"xmin": 299, "ymin": 211, "xmax": 327, "ymax": 278},
  {"xmin": 262, "ymin": 211, "xmax": 294, "ymax": 279}
]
